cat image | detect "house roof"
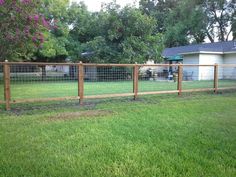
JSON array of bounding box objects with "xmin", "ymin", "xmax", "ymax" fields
[{"xmin": 162, "ymin": 41, "xmax": 236, "ymax": 58}]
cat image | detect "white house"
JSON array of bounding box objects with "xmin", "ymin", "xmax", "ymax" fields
[{"xmin": 162, "ymin": 41, "xmax": 236, "ymax": 80}]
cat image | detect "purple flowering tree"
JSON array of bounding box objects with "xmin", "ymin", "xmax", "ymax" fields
[{"xmin": 0, "ymin": 0, "xmax": 50, "ymax": 61}]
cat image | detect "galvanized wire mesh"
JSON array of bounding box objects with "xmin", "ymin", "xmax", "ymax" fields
[
  {"xmin": 84, "ymin": 66, "xmax": 133, "ymax": 96},
  {"xmin": 182, "ymin": 65, "xmax": 215, "ymax": 90},
  {"xmin": 10, "ymin": 64, "xmax": 78, "ymax": 100},
  {"xmin": 138, "ymin": 65, "xmax": 178, "ymax": 92},
  {"xmin": 0, "ymin": 64, "xmax": 3, "ymax": 101},
  {"xmin": 218, "ymin": 65, "xmax": 236, "ymax": 88},
  {"xmin": 1, "ymin": 63, "xmax": 236, "ymax": 109}
]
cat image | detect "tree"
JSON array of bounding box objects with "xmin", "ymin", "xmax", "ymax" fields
[
  {"xmin": 66, "ymin": 2, "xmax": 99, "ymax": 62},
  {"xmin": 140, "ymin": 0, "xmax": 235, "ymax": 47},
  {"xmin": 30, "ymin": 0, "xmax": 70, "ymax": 80},
  {"xmin": 232, "ymin": 17, "xmax": 236, "ymax": 40},
  {"xmin": 69, "ymin": 2, "xmax": 164, "ymax": 63},
  {"xmin": 164, "ymin": 0, "xmax": 206, "ymax": 47},
  {"xmin": 34, "ymin": 0, "xmax": 70, "ymax": 62},
  {"xmin": 0, "ymin": 0, "xmax": 49, "ymax": 61},
  {"xmin": 202, "ymin": 0, "xmax": 236, "ymax": 42},
  {"xmin": 139, "ymin": 0, "xmax": 205, "ymax": 47},
  {"xmin": 139, "ymin": 0, "xmax": 178, "ymax": 33}
]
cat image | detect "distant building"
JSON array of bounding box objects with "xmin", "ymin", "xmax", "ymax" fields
[{"xmin": 162, "ymin": 41, "xmax": 236, "ymax": 80}]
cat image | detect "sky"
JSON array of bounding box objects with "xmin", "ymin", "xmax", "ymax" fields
[{"xmin": 70, "ymin": 0, "xmax": 138, "ymax": 12}]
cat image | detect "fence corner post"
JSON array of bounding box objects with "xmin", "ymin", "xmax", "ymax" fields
[
  {"xmin": 3, "ymin": 60, "xmax": 11, "ymax": 110},
  {"xmin": 133, "ymin": 62, "xmax": 138, "ymax": 100},
  {"xmin": 177, "ymin": 64, "xmax": 183, "ymax": 96},
  {"xmin": 214, "ymin": 63, "xmax": 219, "ymax": 94},
  {"xmin": 78, "ymin": 61, "xmax": 84, "ymax": 105}
]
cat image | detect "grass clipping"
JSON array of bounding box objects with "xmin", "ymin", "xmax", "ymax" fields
[{"xmin": 48, "ymin": 110, "xmax": 113, "ymax": 121}]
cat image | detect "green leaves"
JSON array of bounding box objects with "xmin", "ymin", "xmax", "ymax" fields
[
  {"xmin": 68, "ymin": 3, "xmax": 163, "ymax": 64},
  {"xmin": 0, "ymin": 0, "xmax": 49, "ymax": 61},
  {"xmin": 38, "ymin": 31, "xmax": 68, "ymax": 61},
  {"xmin": 140, "ymin": 0, "xmax": 235, "ymax": 47},
  {"xmin": 1, "ymin": 0, "xmax": 234, "ymax": 63}
]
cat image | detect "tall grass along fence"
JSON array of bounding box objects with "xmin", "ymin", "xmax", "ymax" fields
[{"xmin": 0, "ymin": 61, "xmax": 236, "ymax": 110}]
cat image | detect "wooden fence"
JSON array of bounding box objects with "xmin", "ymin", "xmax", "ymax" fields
[{"xmin": 1, "ymin": 61, "xmax": 236, "ymax": 110}]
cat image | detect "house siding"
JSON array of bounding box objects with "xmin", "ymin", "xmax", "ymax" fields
[
  {"xmin": 223, "ymin": 53, "xmax": 236, "ymax": 79},
  {"xmin": 199, "ymin": 53, "xmax": 224, "ymax": 80},
  {"xmin": 183, "ymin": 54, "xmax": 200, "ymax": 80}
]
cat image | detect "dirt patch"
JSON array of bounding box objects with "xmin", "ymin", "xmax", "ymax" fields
[
  {"xmin": 48, "ymin": 110, "xmax": 113, "ymax": 121},
  {"xmin": 7, "ymin": 100, "xmax": 97, "ymax": 116}
]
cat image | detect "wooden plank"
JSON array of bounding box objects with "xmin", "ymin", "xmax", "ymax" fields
[
  {"xmin": 181, "ymin": 64, "xmax": 220, "ymax": 67},
  {"xmin": 182, "ymin": 88, "xmax": 214, "ymax": 92},
  {"xmin": 0, "ymin": 62, "xmax": 134, "ymax": 67},
  {"xmin": 77, "ymin": 64, "xmax": 80, "ymax": 98},
  {"xmin": 139, "ymin": 64, "xmax": 218, "ymax": 67},
  {"xmin": 218, "ymin": 64, "xmax": 236, "ymax": 67},
  {"xmin": 133, "ymin": 64, "xmax": 139, "ymax": 100},
  {"xmin": 177, "ymin": 65, "xmax": 183, "ymax": 96},
  {"xmin": 138, "ymin": 90, "xmax": 179, "ymax": 95},
  {"xmin": 84, "ymin": 93, "xmax": 134, "ymax": 99},
  {"xmin": 214, "ymin": 64, "xmax": 219, "ymax": 93},
  {"xmin": 1, "ymin": 62, "xmax": 236, "ymax": 68},
  {"xmin": 3, "ymin": 61, "xmax": 11, "ymax": 110},
  {"xmin": 83, "ymin": 63, "xmax": 134, "ymax": 67},
  {"xmin": 218, "ymin": 87, "xmax": 236, "ymax": 90},
  {"xmin": 10, "ymin": 96, "xmax": 80, "ymax": 104},
  {"xmin": 78, "ymin": 62, "xmax": 84, "ymax": 105},
  {"xmin": 7, "ymin": 87, "xmax": 235, "ymax": 104},
  {"xmin": 0, "ymin": 62, "xmax": 77, "ymax": 66}
]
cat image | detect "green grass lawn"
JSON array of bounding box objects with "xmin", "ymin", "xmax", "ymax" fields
[
  {"xmin": 0, "ymin": 92, "xmax": 236, "ymax": 177},
  {"xmin": 0, "ymin": 79, "xmax": 236, "ymax": 100}
]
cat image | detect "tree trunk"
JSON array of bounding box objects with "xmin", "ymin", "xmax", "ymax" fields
[{"xmin": 206, "ymin": 31, "xmax": 215, "ymax": 43}]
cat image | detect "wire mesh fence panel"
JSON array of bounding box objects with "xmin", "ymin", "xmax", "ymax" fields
[
  {"xmin": 10, "ymin": 64, "xmax": 78, "ymax": 101},
  {"xmin": 1, "ymin": 62, "xmax": 236, "ymax": 108},
  {"xmin": 138, "ymin": 65, "xmax": 178, "ymax": 92},
  {"xmin": 84, "ymin": 66, "xmax": 133, "ymax": 96},
  {"xmin": 182, "ymin": 65, "xmax": 215, "ymax": 90},
  {"xmin": 218, "ymin": 65, "xmax": 236, "ymax": 88},
  {"xmin": 0, "ymin": 64, "xmax": 3, "ymax": 101}
]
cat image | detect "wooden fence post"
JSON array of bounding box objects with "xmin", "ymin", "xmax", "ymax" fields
[
  {"xmin": 214, "ymin": 64, "xmax": 218, "ymax": 93},
  {"xmin": 133, "ymin": 63, "xmax": 139, "ymax": 100},
  {"xmin": 78, "ymin": 61, "xmax": 84, "ymax": 105},
  {"xmin": 177, "ymin": 64, "xmax": 183, "ymax": 96},
  {"xmin": 3, "ymin": 60, "xmax": 11, "ymax": 110}
]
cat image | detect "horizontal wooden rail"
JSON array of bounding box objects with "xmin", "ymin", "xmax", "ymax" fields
[
  {"xmin": 138, "ymin": 90, "xmax": 179, "ymax": 95},
  {"xmin": 10, "ymin": 96, "xmax": 80, "ymax": 104},
  {"xmin": 181, "ymin": 88, "xmax": 214, "ymax": 92},
  {"xmin": 0, "ymin": 62, "xmax": 77, "ymax": 66},
  {"xmin": 217, "ymin": 64, "xmax": 236, "ymax": 67},
  {"xmin": 218, "ymin": 87, "xmax": 236, "ymax": 90},
  {"xmin": 0, "ymin": 87, "xmax": 235, "ymax": 106},
  {"xmin": 84, "ymin": 93, "xmax": 134, "ymax": 99},
  {"xmin": 181, "ymin": 87, "xmax": 236, "ymax": 93},
  {"xmin": 1, "ymin": 62, "xmax": 236, "ymax": 67},
  {"xmin": 83, "ymin": 63, "xmax": 135, "ymax": 67}
]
